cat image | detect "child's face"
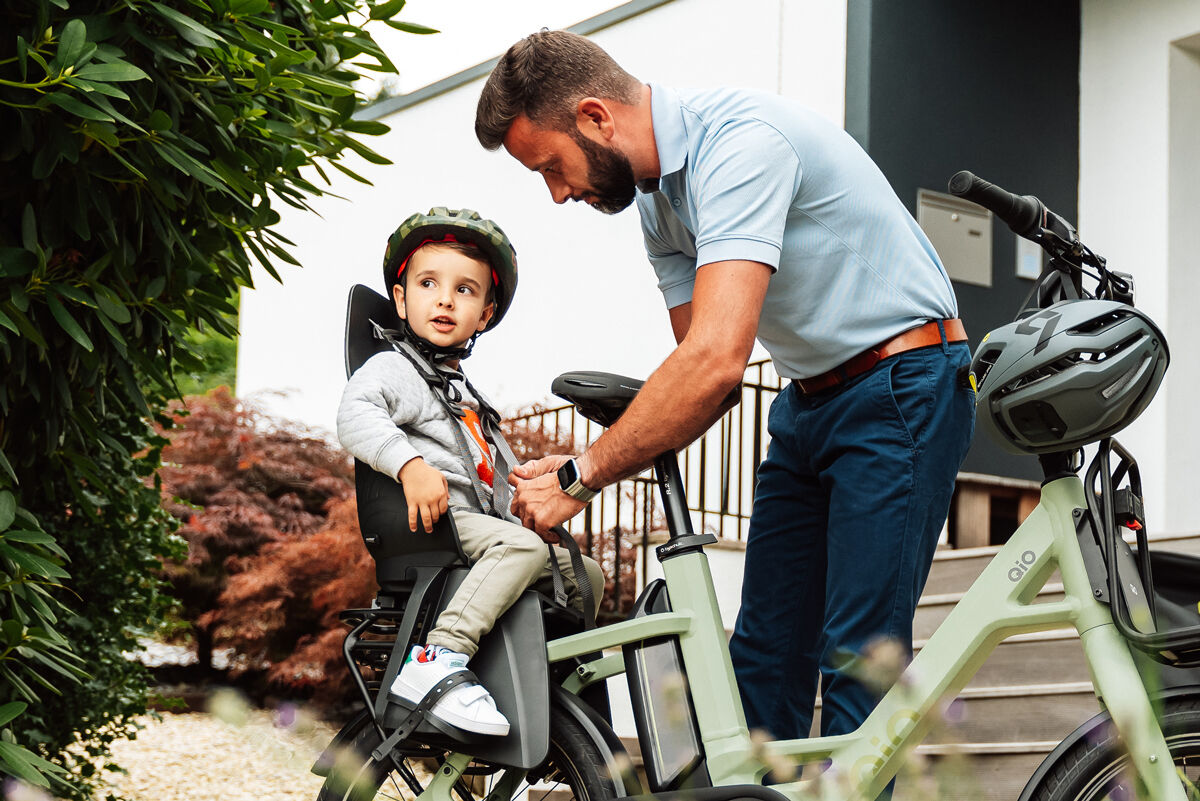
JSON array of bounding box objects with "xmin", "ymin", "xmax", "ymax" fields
[{"xmin": 393, "ymin": 245, "xmax": 495, "ymax": 350}]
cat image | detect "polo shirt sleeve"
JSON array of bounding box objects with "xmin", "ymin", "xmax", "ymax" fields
[
  {"xmin": 637, "ymin": 190, "xmax": 697, "ymax": 309},
  {"xmin": 691, "ymin": 118, "xmax": 802, "ymax": 271}
]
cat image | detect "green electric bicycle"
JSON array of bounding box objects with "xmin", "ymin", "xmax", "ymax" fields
[{"xmin": 314, "ymin": 173, "xmax": 1200, "ymax": 801}]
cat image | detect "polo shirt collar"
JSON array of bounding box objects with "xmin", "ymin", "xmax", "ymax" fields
[{"xmin": 639, "ymin": 83, "xmax": 686, "ymax": 193}]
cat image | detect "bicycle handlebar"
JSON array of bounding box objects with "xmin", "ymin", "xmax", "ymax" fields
[
  {"xmin": 946, "ymin": 170, "xmax": 1133, "ymax": 310},
  {"xmin": 947, "ymin": 170, "xmax": 1044, "ymax": 235}
]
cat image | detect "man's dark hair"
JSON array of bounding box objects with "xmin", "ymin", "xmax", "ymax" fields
[{"xmin": 475, "ymin": 30, "xmax": 641, "ymax": 150}]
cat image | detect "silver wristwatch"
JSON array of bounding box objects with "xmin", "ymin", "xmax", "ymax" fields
[{"xmin": 557, "ymin": 458, "xmax": 598, "ymax": 502}]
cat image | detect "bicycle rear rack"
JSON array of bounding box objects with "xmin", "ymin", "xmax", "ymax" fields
[{"xmin": 1080, "ymin": 438, "xmax": 1200, "ymax": 667}]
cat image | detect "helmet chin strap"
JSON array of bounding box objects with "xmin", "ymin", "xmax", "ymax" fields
[{"xmin": 397, "ymin": 318, "xmax": 478, "ymax": 363}]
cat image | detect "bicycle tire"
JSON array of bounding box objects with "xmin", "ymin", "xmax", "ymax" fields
[
  {"xmin": 1027, "ymin": 695, "xmax": 1200, "ymax": 801},
  {"xmin": 316, "ymin": 705, "xmax": 618, "ymax": 801}
]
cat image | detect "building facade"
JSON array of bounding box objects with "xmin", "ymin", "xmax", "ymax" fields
[{"xmin": 237, "ymin": 0, "xmax": 1200, "ymax": 534}]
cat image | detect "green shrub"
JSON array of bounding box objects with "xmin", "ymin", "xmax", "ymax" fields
[{"xmin": 0, "ymin": 0, "xmax": 422, "ymax": 793}]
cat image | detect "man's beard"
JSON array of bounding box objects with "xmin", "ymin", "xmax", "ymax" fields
[{"xmin": 569, "ymin": 130, "xmax": 637, "ymax": 215}]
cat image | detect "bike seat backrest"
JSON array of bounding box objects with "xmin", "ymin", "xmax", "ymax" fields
[
  {"xmin": 552, "ymin": 371, "xmax": 645, "ymax": 427},
  {"xmin": 345, "ymin": 283, "xmax": 398, "ymax": 379},
  {"xmin": 344, "ymin": 285, "xmax": 467, "ymax": 590}
]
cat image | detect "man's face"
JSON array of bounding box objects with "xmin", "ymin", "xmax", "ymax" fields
[{"xmin": 503, "ymin": 115, "xmax": 636, "ymax": 215}]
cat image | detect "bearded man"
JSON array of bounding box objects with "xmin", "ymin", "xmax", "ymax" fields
[{"xmin": 476, "ymin": 30, "xmax": 975, "ymax": 752}]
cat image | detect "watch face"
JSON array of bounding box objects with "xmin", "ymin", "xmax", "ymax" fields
[{"xmin": 557, "ymin": 459, "xmax": 580, "ymax": 491}]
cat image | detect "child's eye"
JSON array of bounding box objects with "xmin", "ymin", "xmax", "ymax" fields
[
  {"xmin": 457, "ymin": 285, "xmax": 473, "ymax": 295},
  {"xmin": 420, "ymin": 279, "xmax": 435, "ymax": 288}
]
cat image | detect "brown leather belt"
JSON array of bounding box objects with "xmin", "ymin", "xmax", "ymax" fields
[{"xmin": 794, "ymin": 319, "xmax": 968, "ymax": 395}]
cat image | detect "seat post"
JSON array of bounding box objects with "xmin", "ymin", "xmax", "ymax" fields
[{"xmin": 653, "ymin": 450, "xmax": 694, "ymax": 541}]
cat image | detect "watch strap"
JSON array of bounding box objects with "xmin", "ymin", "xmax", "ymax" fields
[{"xmin": 558, "ymin": 459, "xmax": 598, "ymax": 503}]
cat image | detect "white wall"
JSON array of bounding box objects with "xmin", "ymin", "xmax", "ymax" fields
[
  {"xmin": 238, "ymin": 0, "xmax": 1200, "ymax": 533},
  {"xmin": 1080, "ymin": 1, "xmax": 1200, "ymax": 533},
  {"xmin": 237, "ymin": 0, "xmax": 849, "ymax": 430}
]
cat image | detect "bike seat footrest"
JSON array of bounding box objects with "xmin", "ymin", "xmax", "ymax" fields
[{"xmin": 371, "ymin": 670, "xmax": 492, "ymax": 760}]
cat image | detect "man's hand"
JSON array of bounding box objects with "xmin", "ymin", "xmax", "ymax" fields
[
  {"xmin": 509, "ymin": 472, "xmax": 586, "ymax": 542},
  {"xmin": 398, "ymin": 458, "xmax": 449, "ymax": 533},
  {"xmin": 509, "ymin": 454, "xmax": 572, "ymax": 482}
]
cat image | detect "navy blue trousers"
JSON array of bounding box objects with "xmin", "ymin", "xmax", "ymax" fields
[{"xmin": 730, "ymin": 340, "xmax": 975, "ymax": 744}]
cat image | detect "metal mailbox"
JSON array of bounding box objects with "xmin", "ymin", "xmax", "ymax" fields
[{"xmin": 918, "ymin": 188, "xmax": 993, "ymax": 288}]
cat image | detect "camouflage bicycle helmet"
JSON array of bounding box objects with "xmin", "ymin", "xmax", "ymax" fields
[
  {"xmin": 971, "ymin": 299, "xmax": 1169, "ymax": 455},
  {"xmin": 383, "ymin": 207, "xmax": 518, "ymax": 332}
]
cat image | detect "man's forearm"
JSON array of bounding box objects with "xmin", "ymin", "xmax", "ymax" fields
[
  {"xmin": 574, "ymin": 258, "xmax": 770, "ymax": 491},
  {"xmin": 578, "ymin": 339, "xmax": 743, "ymax": 487}
]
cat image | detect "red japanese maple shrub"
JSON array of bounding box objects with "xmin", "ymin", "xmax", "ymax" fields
[{"xmin": 157, "ymin": 389, "xmax": 355, "ymax": 671}]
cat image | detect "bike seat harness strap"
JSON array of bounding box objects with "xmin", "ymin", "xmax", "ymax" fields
[{"xmin": 370, "ymin": 322, "xmax": 595, "ymax": 625}]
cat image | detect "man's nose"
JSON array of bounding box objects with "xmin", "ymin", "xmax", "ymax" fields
[{"xmin": 544, "ymin": 174, "xmax": 572, "ymax": 205}]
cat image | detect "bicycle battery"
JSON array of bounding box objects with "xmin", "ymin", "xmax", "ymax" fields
[{"xmin": 624, "ymin": 579, "xmax": 709, "ymax": 791}]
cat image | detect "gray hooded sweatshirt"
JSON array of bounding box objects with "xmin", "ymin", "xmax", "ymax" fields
[{"xmin": 337, "ymin": 349, "xmax": 507, "ymax": 517}]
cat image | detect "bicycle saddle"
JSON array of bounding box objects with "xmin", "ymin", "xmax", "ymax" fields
[{"xmin": 552, "ymin": 371, "xmax": 644, "ymax": 427}]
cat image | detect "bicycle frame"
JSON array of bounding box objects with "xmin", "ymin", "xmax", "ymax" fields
[{"xmin": 538, "ymin": 470, "xmax": 1188, "ymax": 801}]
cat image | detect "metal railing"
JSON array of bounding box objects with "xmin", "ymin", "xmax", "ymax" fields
[{"xmin": 505, "ymin": 359, "xmax": 784, "ymax": 549}]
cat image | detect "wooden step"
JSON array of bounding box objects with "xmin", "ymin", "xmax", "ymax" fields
[
  {"xmin": 623, "ymin": 734, "xmax": 1054, "ymax": 801},
  {"xmin": 922, "ymin": 530, "xmax": 1200, "ymax": 597},
  {"xmin": 712, "ymin": 628, "xmax": 1094, "ymax": 688},
  {"xmin": 810, "ymin": 681, "xmax": 1100, "ymax": 745},
  {"xmin": 622, "ymin": 686, "xmax": 1081, "ymax": 800},
  {"xmin": 933, "ymin": 683, "xmax": 1100, "ymax": 744},
  {"xmin": 924, "ymin": 547, "xmax": 999, "ymax": 596},
  {"xmin": 894, "ymin": 744, "xmax": 1053, "ymax": 801},
  {"xmin": 913, "ymin": 584, "xmax": 1067, "ymax": 641},
  {"xmin": 921, "ymin": 629, "xmax": 1091, "ymax": 688}
]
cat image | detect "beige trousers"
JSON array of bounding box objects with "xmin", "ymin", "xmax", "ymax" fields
[{"xmin": 426, "ymin": 510, "xmax": 604, "ymax": 657}]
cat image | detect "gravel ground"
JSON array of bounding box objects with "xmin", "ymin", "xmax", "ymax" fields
[{"xmin": 102, "ymin": 693, "xmax": 340, "ymax": 801}]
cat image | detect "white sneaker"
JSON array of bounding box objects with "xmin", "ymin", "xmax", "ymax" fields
[{"xmin": 389, "ymin": 645, "xmax": 510, "ymax": 736}]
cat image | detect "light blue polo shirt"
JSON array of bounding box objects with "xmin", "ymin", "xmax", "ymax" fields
[{"xmin": 636, "ymin": 83, "xmax": 958, "ymax": 379}]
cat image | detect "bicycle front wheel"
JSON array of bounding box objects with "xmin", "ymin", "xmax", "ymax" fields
[
  {"xmin": 1028, "ymin": 694, "xmax": 1200, "ymax": 801},
  {"xmin": 317, "ymin": 705, "xmax": 619, "ymax": 801}
]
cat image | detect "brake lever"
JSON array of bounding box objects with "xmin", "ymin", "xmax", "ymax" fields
[
  {"xmin": 1026, "ymin": 211, "xmax": 1132, "ymax": 303},
  {"xmin": 1026, "ymin": 209, "xmax": 1081, "ymax": 260}
]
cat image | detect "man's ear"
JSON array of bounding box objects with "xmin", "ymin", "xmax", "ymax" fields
[
  {"xmin": 476, "ymin": 301, "xmax": 495, "ymax": 333},
  {"xmin": 392, "ymin": 282, "xmax": 408, "ymax": 320},
  {"xmin": 576, "ymin": 97, "xmax": 615, "ymax": 141}
]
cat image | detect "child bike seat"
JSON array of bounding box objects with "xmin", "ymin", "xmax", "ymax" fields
[{"xmin": 344, "ymin": 284, "xmax": 467, "ymax": 591}]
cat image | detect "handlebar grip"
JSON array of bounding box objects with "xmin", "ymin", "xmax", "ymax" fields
[{"xmin": 947, "ymin": 170, "xmax": 1043, "ymax": 235}]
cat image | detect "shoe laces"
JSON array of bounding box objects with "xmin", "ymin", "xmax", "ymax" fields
[{"xmin": 420, "ymin": 644, "xmax": 468, "ymax": 668}]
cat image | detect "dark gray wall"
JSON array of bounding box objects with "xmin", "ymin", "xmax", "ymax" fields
[{"xmin": 846, "ymin": 0, "xmax": 1081, "ymax": 480}]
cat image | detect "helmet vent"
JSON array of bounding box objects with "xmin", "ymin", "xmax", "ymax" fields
[
  {"xmin": 1068, "ymin": 309, "xmax": 1126, "ymax": 336},
  {"xmin": 973, "ymin": 348, "xmax": 1004, "ymax": 388},
  {"xmin": 1006, "ymin": 362, "xmax": 1060, "ymax": 391},
  {"xmin": 1101, "ymin": 357, "xmax": 1147, "ymax": 400},
  {"xmin": 1069, "ymin": 333, "xmax": 1141, "ymax": 364},
  {"xmin": 1010, "ymin": 400, "xmax": 1068, "ymax": 441}
]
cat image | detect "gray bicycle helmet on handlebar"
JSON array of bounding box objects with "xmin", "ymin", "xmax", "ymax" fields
[{"xmin": 971, "ymin": 300, "xmax": 1169, "ymax": 455}]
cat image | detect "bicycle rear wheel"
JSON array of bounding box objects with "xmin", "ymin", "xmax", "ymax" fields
[
  {"xmin": 317, "ymin": 705, "xmax": 618, "ymax": 801},
  {"xmin": 1028, "ymin": 695, "xmax": 1200, "ymax": 801}
]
